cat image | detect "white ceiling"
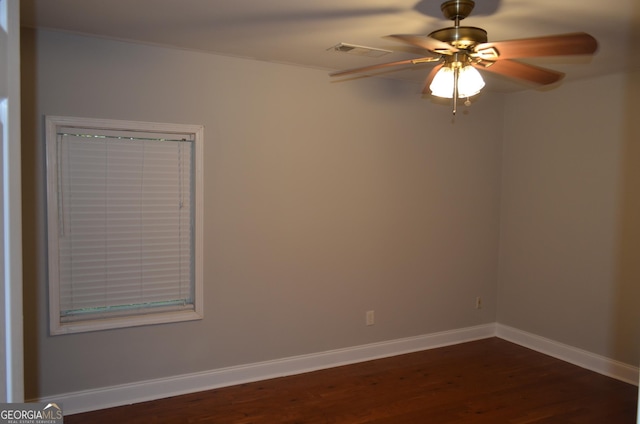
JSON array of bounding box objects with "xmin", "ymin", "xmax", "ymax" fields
[{"xmin": 20, "ymin": 0, "xmax": 640, "ymax": 93}]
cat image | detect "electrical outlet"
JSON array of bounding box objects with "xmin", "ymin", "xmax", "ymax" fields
[
  {"xmin": 366, "ymin": 310, "xmax": 375, "ymax": 326},
  {"xmin": 476, "ymin": 296, "xmax": 482, "ymax": 309}
]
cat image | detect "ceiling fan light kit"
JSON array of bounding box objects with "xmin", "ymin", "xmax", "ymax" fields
[
  {"xmin": 330, "ymin": 0, "xmax": 598, "ymax": 115},
  {"xmin": 430, "ymin": 62, "xmax": 485, "ymax": 98}
]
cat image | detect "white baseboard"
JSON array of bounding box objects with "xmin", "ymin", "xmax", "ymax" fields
[
  {"xmin": 39, "ymin": 324, "xmax": 496, "ymax": 415},
  {"xmin": 495, "ymin": 323, "xmax": 639, "ymax": 386},
  {"xmin": 36, "ymin": 323, "xmax": 638, "ymax": 415}
]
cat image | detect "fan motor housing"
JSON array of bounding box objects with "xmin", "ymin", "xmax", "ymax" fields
[{"xmin": 428, "ymin": 26, "xmax": 487, "ymax": 49}]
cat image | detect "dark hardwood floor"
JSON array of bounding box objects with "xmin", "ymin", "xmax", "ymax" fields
[{"xmin": 66, "ymin": 338, "xmax": 638, "ymax": 423}]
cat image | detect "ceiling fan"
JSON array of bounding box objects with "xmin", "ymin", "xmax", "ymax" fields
[{"xmin": 330, "ymin": 0, "xmax": 598, "ymax": 114}]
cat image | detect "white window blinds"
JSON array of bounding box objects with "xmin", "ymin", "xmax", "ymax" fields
[
  {"xmin": 57, "ymin": 128, "xmax": 194, "ymax": 319},
  {"xmin": 46, "ymin": 116, "xmax": 203, "ymax": 334}
]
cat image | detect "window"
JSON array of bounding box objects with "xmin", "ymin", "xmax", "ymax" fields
[{"xmin": 45, "ymin": 116, "xmax": 203, "ymax": 335}]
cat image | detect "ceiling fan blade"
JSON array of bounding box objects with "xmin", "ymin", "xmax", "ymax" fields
[
  {"xmin": 387, "ymin": 34, "xmax": 458, "ymax": 55},
  {"xmin": 474, "ymin": 60, "xmax": 565, "ymax": 85},
  {"xmin": 422, "ymin": 63, "xmax": 443, "ymax": 94},
  {"xmin": 474, "ymin": 32, "xmax": 597, "ymax": 59},
  {"xmin": 329, "ymin": 57, "xmax": 436, "ymax": 77}
]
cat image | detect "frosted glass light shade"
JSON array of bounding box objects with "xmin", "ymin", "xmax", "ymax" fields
[
  {"xmin": 429, "ymin": 67, "xmax": 455, "ymax": 98},
  {"xmin": 458, "ymin": 66, "xmax": 485, "ymax": 97},
  {"xmin": 429, "ymin": 65, "xmax": 485, "ymax": 98}
]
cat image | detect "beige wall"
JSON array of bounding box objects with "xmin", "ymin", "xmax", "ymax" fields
[
  {"xmin": 21, "ymin": 29, "xmax": 503, "ymax": 398},
  {"xmin": 498, "ymin": 71, "xmax": 640, "ymax": 366}
]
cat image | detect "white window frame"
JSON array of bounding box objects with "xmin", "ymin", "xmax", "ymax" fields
[{"xmin": 45, "ymin": 116, "xmax": 203, "ymax": 335}]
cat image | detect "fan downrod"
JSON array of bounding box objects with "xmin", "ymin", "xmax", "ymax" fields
[
  {"xmin": 440, "ymin": 0, "xmax": 475, "ymax": 22},
  {"xmin": 431, "ymin": 0, "xmax": 483, "ymax": 49}
]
